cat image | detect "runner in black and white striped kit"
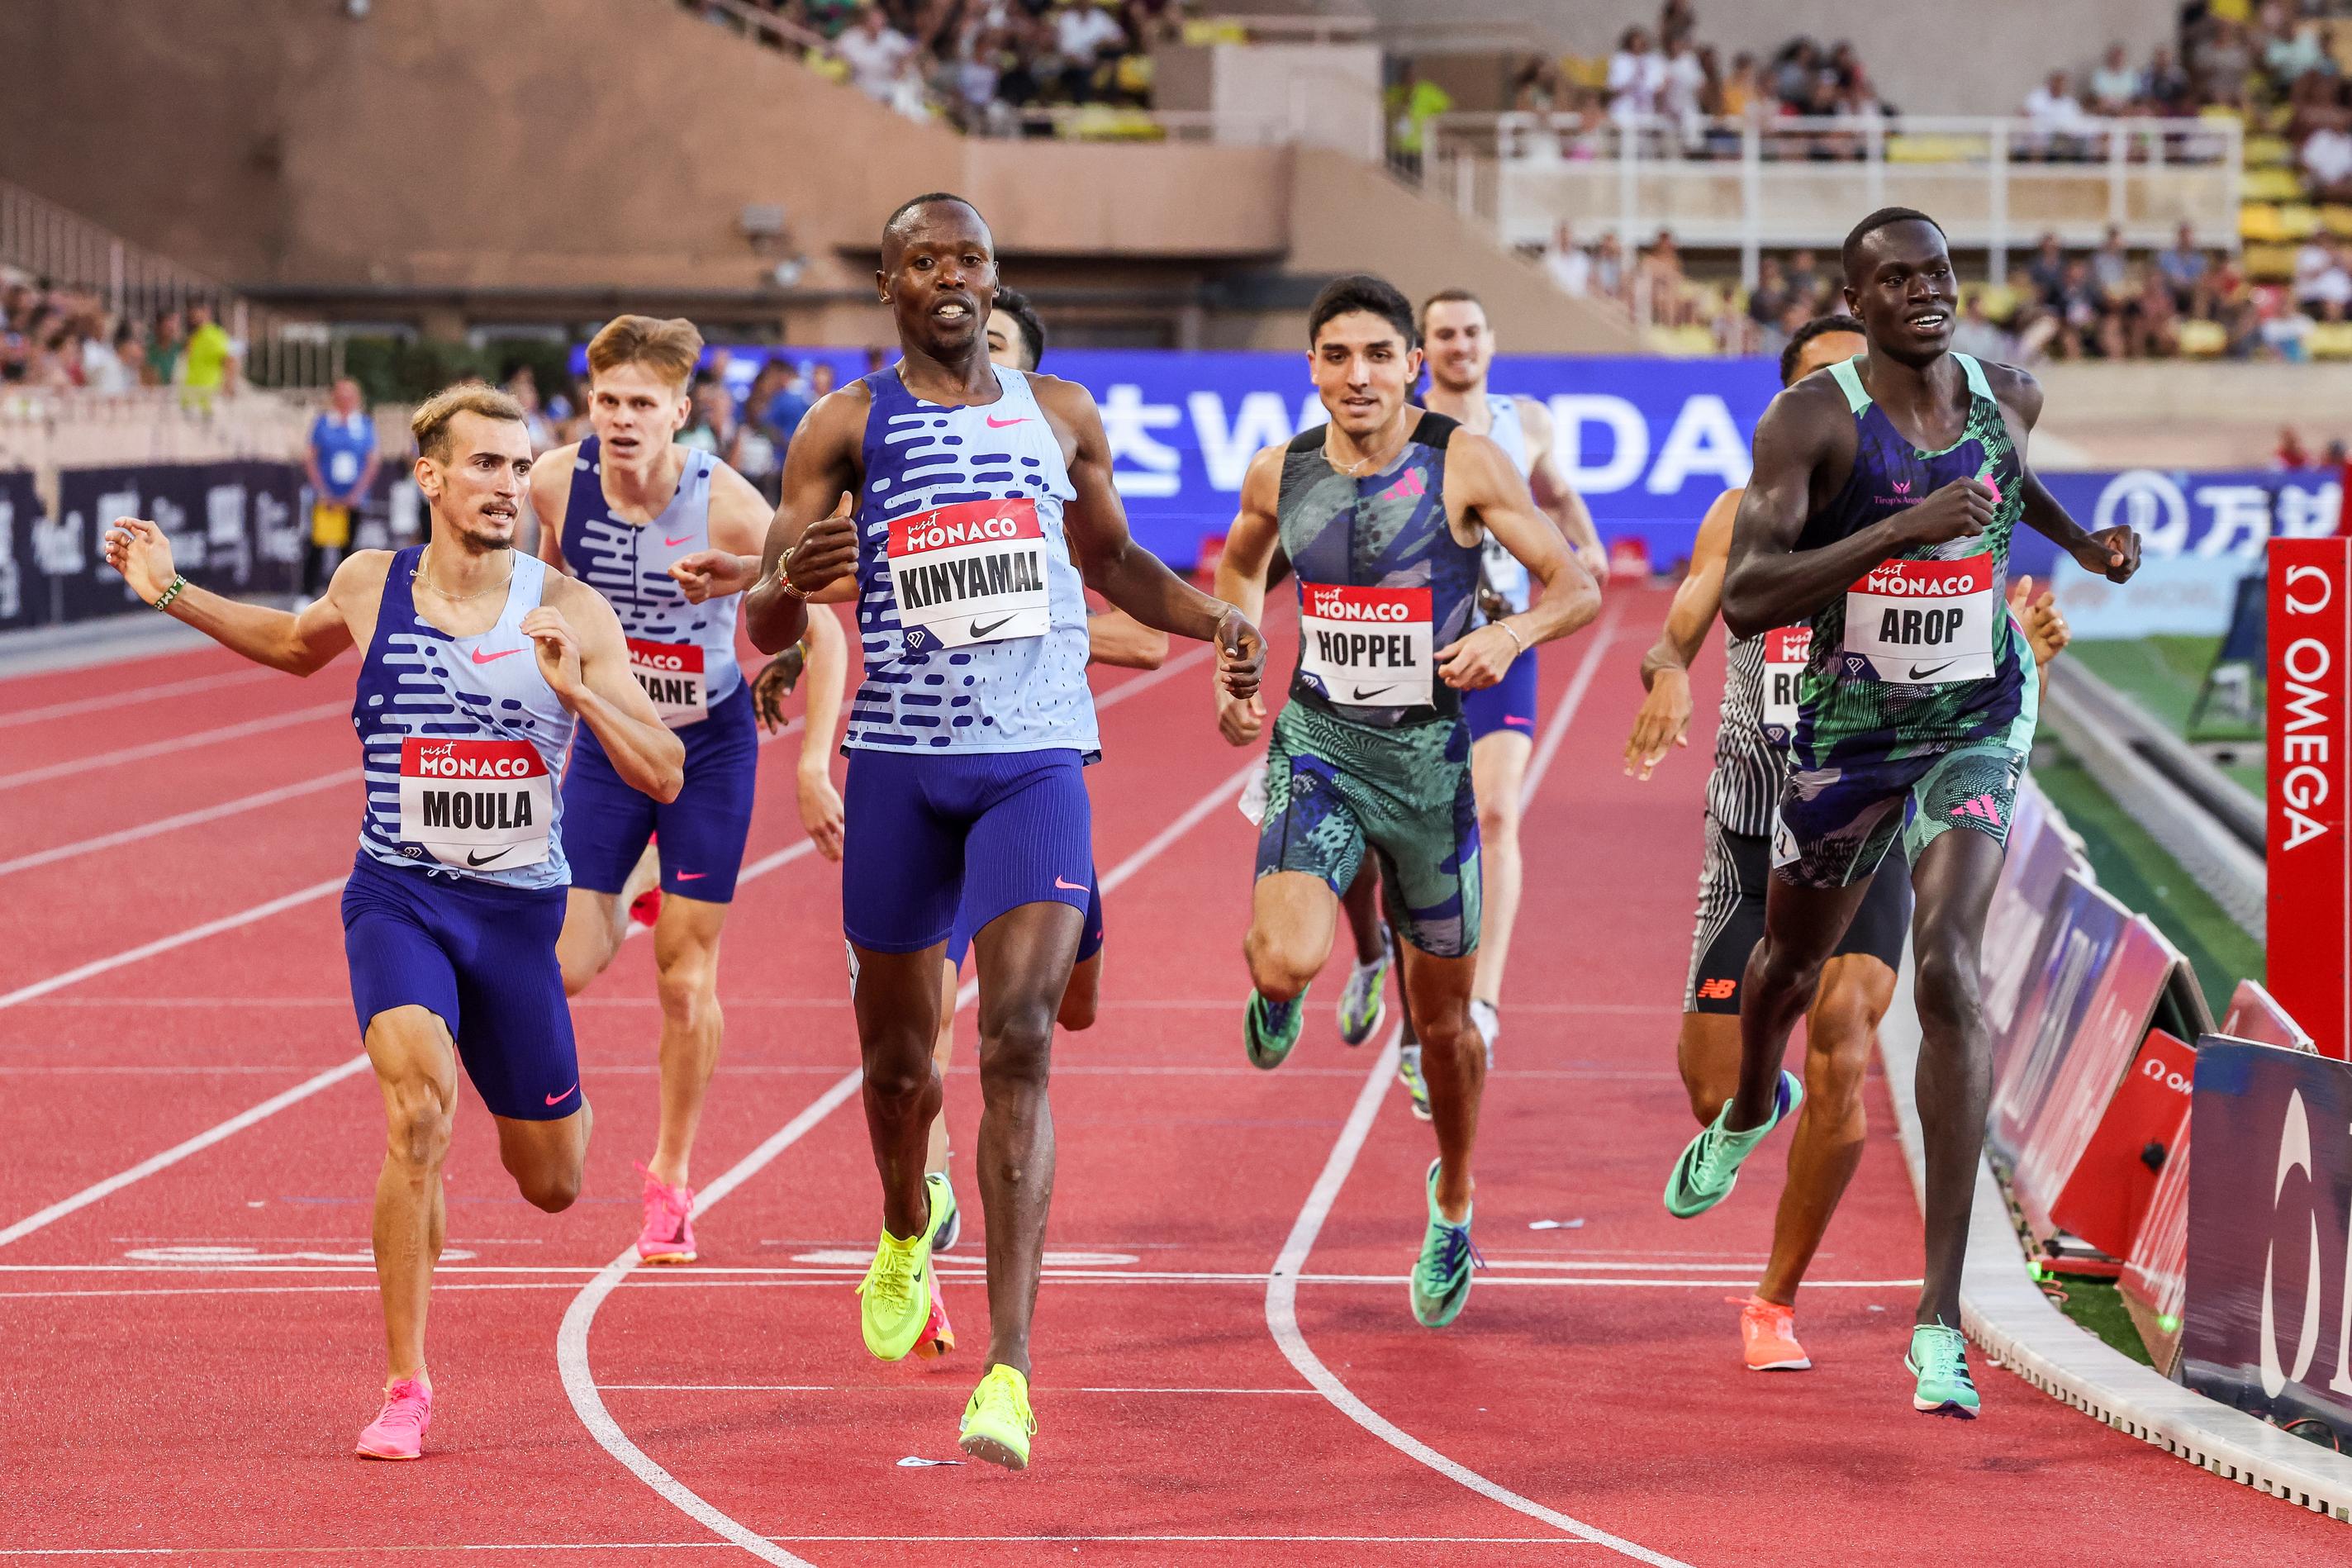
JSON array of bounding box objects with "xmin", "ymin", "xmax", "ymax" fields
[{"xmin": 1624, "ymin": 316, "xmax": 2072, "ymax": 1376}]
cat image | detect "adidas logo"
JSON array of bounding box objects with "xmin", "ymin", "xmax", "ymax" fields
[{"xmin": 1949, "ymin": 792, "xmax": 2004, "ymax": 827}]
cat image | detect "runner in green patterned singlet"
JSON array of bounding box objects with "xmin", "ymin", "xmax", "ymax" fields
[
  {"xmin": 1661, "ymin": 208, "xmax": 2141, "ymax": 1419},
  {"xmin": 1214, "ymin": 274, "xmax": 1600, "ymax": 1329}
]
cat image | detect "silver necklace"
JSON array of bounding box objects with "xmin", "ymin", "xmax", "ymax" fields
[
  {"xmin": 411, "ymin": 554, "xmax": 516, "ymax": 603},
  {"xmin": 1324, "ymin": 430, "xmax": 1405, "ymax": 477}
]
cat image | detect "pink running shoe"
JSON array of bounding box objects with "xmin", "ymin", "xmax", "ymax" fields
[
  {"xmin": 635, "ymin": 1161, "xmax": 697, "ymax": 1264},
  {"xmin": 355, "ymin": 1376, "xmax": 432, "ymax": 1460},
  {"xmin": 1732, "ymin": 1294, "xmax": 1811, "ymax": 1371},
  {"xmin": 914, "ymin": 1281, "xmax": 957, "ymax": 1361}
]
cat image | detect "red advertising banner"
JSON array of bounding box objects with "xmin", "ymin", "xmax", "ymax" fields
[
  {"xmin": 2222, "ymin": 978, "xmax": 2316, "ymax": 1053},
  {"xmin": 2049, "ymin": 1028, "xmax": 2196, "ymax": 1261},
  {"xmin": 2269, "ymin": 536, "xmax": 2352, "ymax": 1061},
  {"xmin": 2122, "ymin": 1119, "xmax": 2192, "ymax": 1375}
]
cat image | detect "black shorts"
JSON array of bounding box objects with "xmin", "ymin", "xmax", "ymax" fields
[{"xmin": 1683, "ymin": 816, "xmax": 1913, "ymax": 1015}]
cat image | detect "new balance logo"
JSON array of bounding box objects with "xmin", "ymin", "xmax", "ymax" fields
[
  {"xmin": 1949, "ymin": 792, "xmax": 2005, "ymax": 827},
  {"xmin": 1697, "ymin": 978, "xmax": 1738, "ymax": 1001}
]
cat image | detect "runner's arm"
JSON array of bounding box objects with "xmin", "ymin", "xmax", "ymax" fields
[
  {"xmin": 1208, "ymin": 447, "xmax": 1285, "ymax": 745},
  {"xmin": 1439, "ymin": 430, "xmax": 1599, "ymax": 691},
  {"xmin": 527, "ymin": 444, "xmax": 574, "ymax": 572},
  {"xmin": 1087, "ymin": 608, "xmax": 1167, "ymax": 670},
  {"xmin": 1625, "ymin": 487, "xmax": 1737, "ymax": 779},
  {"xmin": 744, "ymin": 390, "xmax": 867, "ymax": 653},
  {"xmin": 1991, "ymin": 364, "xmax": 2140, "ymax": 583},
  {"xmin": 796, "ymin": 601, "xmax": 848, "ymax": 862},
  {"xmin": 1721, "ymin": 381, "xmax": 1989, "ymax": 637},
  {"xmin": 1518, "ymin": 397, "xmax": 1607, "ymax": 584},
  {"xmin": 534, "ymin": 577, "xmax": 684, "ymax": 802},
  {"xmin": 101, "ymin": 516, "xmax": 357, "ymax": 674}
]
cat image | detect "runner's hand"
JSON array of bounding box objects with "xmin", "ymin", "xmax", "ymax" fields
[
  {"xmin": 1214, "ymin": 606, "xmax": 1264, "ymax": 701},
  {"xmin": 1623, "ymin": 666, "xmax": 1693, "ymax": 781},
  {"xmin": 1217, "ymin": 691, "xmax": 1264, "ymax": 748},
  {"xmin": 520, "ymin": 606, "xmax": 584, "ymax": 701},
  {"xmin": 102, "ymin": 517, "xmax": 177, "ymax": 602},
  {"xmin": 785, "ymin": 513, "xmax": 858, "ymax": 596},
  {"xmin": 2008, "ymin": 575, "xmax": 2071, "ymax": 668},
  {"xmin": 752, "ymin": 649, "xmax": 805, "ymax": 734},
  {"xmin": 1576, "ymin": 541, "xmax": 1612, "ymax": 589},
  {"xmin": 2070, "ymin": 525, "xmax": 2140, "ymax": 584},
  {"xmin": 1889, "ymin": 478, "xmax": 1994, "ymax": 549},
  {"xmin": 670, "ymin": 549, "xmax": 755, "ymax": 604},
  {"xmin": 798, "ymin": 761, "xmax": 846, "ymax": 862},
  {"xmin": 1436, "ymin": 623, "xmax": 1519, "ymax": 691}
]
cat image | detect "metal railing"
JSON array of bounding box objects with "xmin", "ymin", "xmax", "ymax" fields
[
  {"xmin": 1423, "ymin": 112, "xmax": 2246, "ymax": 287},
  {"xmin": 0, "ymin": 179, "xmax": 335, "ymax": 388}
]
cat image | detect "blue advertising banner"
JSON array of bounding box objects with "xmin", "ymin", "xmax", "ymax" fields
[
  {"xmin": 641, "ymin": 345, "xmax": 2352, "ymax": 573},
  {"xmin": 0, "ymin": 469, "xmax": 38, "ymax": 633},
  {"xmin": 2182, "ymin": 1038, "xmax": 2352, "ymax": 1435}
]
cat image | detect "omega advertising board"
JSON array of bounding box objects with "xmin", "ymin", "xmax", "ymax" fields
[{"xmin": 2269, "ymin": 537, "xmax": 2351, "ymax": 1061}]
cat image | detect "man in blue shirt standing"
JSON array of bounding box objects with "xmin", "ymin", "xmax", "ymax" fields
[{"xmin": 304, "ymin": 376, "xmax": 379, "ymax": 597}]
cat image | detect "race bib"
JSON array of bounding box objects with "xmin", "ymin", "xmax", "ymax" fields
[
  {"xmin": 886, "ymin": 497, "xmax": 1051, "ymax": 649},
  {"xmin": 1760, "ymin": 625, "xmax": 1810, "ymax": 744},
  {"xmin": 1298, "ymin": 582, "xmax": 1433, "ymax": 708},
  {"xmin": 1479, "ymin": 535, "xmax": 1532, "ymax": 616},
  {"xmin": 628, "ymin": 638, "xmax": 707, "ymax": 728},
  {"xmin": 1842, "ymin": 554, "xmax": 1995, "ymax": 685},
  {"xmin": 398, "ymin": 738, "xmax": 552, "ymax": 872}
]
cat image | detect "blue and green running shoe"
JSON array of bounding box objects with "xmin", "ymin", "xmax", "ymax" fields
[
  {"xmin": 1664, "ymin": 1068, "xmax": 1803, "ymax": 1219},
  {"xmin": 1908, "ymin": 1321, "xmax": 1980, "ymax": 1418},
  {"xmin": 1410, "ymin": 1158, "xmax": 1481, "ymax": 1327},
  {"xmin": 1336, "ymin": 925, "xmax": 1392, "ymax": 1046},
  {"xmin": 1244, "ymin": 987, "xmax": 1306, "ymax": 1071}
]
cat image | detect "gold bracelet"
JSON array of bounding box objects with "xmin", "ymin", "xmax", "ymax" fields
[{"xmin": 151, "ymin": 573, "xmax": 188, "ymax": 612}]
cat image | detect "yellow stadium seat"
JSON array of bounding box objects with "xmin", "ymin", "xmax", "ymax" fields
[
  {"xmin": 2324, "ymin": 205, "xmax": 2352, "ymax": 237},
  {"xmin": 2177, "ymin": 318, "xmax": 2230, "ymax": 356},
  {"xmin": 1651, "ymin": 324, "xmax": 1721, "ymax": 358},
  {"xmin": 2244, "ymin": 166, "xmax": 2307, "ymax": 202},
  {"xmin": 1559, "ymin": 55, "xmax": 1610, "ymax": 91},
  {"xmin": 2200, "ymin": 103, "xmax": 2245, "ymax": 126},
  {"xmin": 1888, "ymin": 134, "xmax": 1989, "ymax": 164},
  {"xmin": 1115, "ymin": 54, "xmax": 1153, "ymax": 96},
  {"xmin": 2283, "ymin": 203, "xmax": 2322, "ymax": 237},
  {"xmin": 1179, "ymin": 19, "xmax": 1247, "ymax": 45},
  {"xmin": 2240, "ymin": 202, "xmax": 2288, "ymax": 240},
  {"xmin": 2244, "ymin": 241, "xmax": 2301, "ymax": 280},
  {"xmin": 2311, "ymin": 321, "xmax": 2352, "ymax": 360},
  {"xmin": 2245, "ymin": 135, "xmax": 2293, "ymax": 167}
]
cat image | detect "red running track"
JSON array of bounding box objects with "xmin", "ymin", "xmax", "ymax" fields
[{"xmin": 0, "ymin": 592, "xmax": 2337, "ymax": 1566}]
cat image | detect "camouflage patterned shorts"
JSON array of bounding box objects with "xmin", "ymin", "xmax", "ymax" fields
[{"xmin": 1770, "ymin": 738, "xmax": 2026, "ymax": 890}]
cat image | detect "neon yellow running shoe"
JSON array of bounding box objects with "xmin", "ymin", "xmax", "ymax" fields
[
  {"xmin": 959, "ymin": 1363, "xmax": 1036, "ymax": 1471},
  {"xmin": 857, "ymin": 1176, "xmax": 947, "ymax": 1361}
]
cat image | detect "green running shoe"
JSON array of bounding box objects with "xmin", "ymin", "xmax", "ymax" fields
[
  {"xmin": 1336, "ymin": 925, "xmax": 1392, "ymax": 1046},
  {"xmin": 1664, "ymin": 1068, "xmax": 1803, "ymax": 1219},
  {"xmin": 1410, "ymin": 1158, "xmax": 1481, "ymax": 1328},
  {"xmin": 1244, "ymin": 987, "xmax": 1306, "ymax": 1071},
  {"xmin": 857, "ymin": 1180, "xmax": 948, "ymax": 1361},
  {"xmin": 1907, "ymin": 1322, "xmax": 1980, "ymax": 1418},
  {"xmin": 1396, "ymin": 1041, "xmax": 1433, "ymax": 1121}
]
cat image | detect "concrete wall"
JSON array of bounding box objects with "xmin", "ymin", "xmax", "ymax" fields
[{"xmin": 1362, "ymin": 0, "xmax": 2176, "ymax": 119}]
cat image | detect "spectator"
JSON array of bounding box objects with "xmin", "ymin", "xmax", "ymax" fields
[
  {"xmin": 2088, "ymin": 43, "xmax": 2143, "ymax": 116},
  {"xmin": 761, "ymin": 359, "xmax": 815, "ymax": 454},
  {"xmin": 1746, "ymin": 254, "xmax": 1791, "ymax": 332},
  {"xmin": 2194, "ymin": 19, "xmax": 2254, "ymax": 107},
  {"xmin": 1543, "ymin": 221, "xmax": 1592, "ymax": 296},
  {"xmin": 78, "ymin": 317, "xmax": 135, "ymax": 394},
  {"xmin": 2278, "ymin": 425, "xmax": 2313, "ymax": 469},
  {"xmin": 303, "ymin": 376, "xmax": 378, "ymax": 598},
  {"xmin": 1052, "ymin": 0, "xmax": 1128, "ymax": 103},
  {"xmin": 2089, "ymin": 225, "xmax": 2131, "ymax": 299},
  {"xmin": 836, "ymin": 5, "xmax": 915, "ymax": 104},
  {"xmin": 1950, "ymin": 293, "xmax": 2015, "ymax": 361},
  {"xmin": 2297, "ymin": 235, "xmax": 2352, "ymax": 313},
  {"xmin": 1590, "ymin": 231, "xmax": 1627, "ymax": 299},
  {"xmin": 2027, "ymin": 232, "xmax": 2069, "ymax": 306},
  {"xmin": 2127, "ymin": 271, "xmax": 2181, "ymax": 358},
  {"xmin": 1658, "ymin": 33, "xmax": 1707, "ymax": 146},
  {"xmin": 677, "ymin": 377, "xmax": 734, "ymax": 455},
  {"xmin": 2303, "ymin": 117, "xmax": 2352, "ymax": 203},
  {"xmin": 2158, "ymin": 221, "xmax": 2211, "ymax": 302},
  {"xmin": 146, "ymin": 310, "xmax": 183, "ymax": 387},
  {"xmin": 178, "ymin": 302, "xmax": 238, "ymax": 398},
  {"xmin": 2145, "ymin": 44, "xmax": 2193, "ymax": 115},
  {"xmin": 1768, "ymin": 37, "xmax": 1820, "ymax": 108},
  {"xmin": 729, "ymin": 363, "xmax": 786, "ymax": 503},
  {"xmin": 504, "ymin": 365, "xmax": 557, "ymax": 451},
  {"xmin": 1721, "ymin": 51, "xmax": 1760, "ymax": 119},
  {"xmin": 2264, "ymin": 11, "xmax": 2330, "ymax": 83},
  {"xmin": 2023, "ymin": 71, "xmax": 2090, "ymax": 158},
  {"xmin": 1385, "ymin": 61, "xmax": 1452, "ymax": 178},
  {"xmin": 1607, "ymin": 26, "xmax": 1664, "ymax": 126},
  {"xmin": 1783, "ymin": 248, "xmax": 1825, "ymax": 311}
]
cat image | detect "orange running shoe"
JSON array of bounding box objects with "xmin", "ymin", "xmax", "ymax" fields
[
  {"xmin": 1733, "ymin": 1294, "xmax": 1810, "ymax": 1371},
  {"xmin": 914, "ymin": 1280, "xmax": 957, "ymax": 1360}
]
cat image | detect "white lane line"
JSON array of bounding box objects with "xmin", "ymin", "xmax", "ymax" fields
[
  {"xmin": 0, "ymin": 877, "xmax": 349, "ymax": 1014},
  {"xmin": 560, "ymin": 748, "xmax": 1252, "ymax": 1563},
  {"xmin": 0, "ymin": 666, "xmax": 276, "ymax": 729},
  {"xmin": 601, "ymin": 1384, "xmax": 1317, "ymax": 1395},
  {"xmin": 0, "ymin": 770, "xmax": 358, "ymax": 878},
  {"xmin": 1265, "ymin": 612, "xmax": 1689, "ymax": 1568},
  {"xmin": 0, "ymin": 700, "xmax": 349, "ymax": 791},
  {"xmin": 0, "ymin": 1537, "xmax": 1589, "ymax": 1556}
]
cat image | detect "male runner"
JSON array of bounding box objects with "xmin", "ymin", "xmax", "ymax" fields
[
  {"xmin": 101, "ymin": 383, "xmax": 682, "ymax": 1459},
  {"xmin": 1627, "ymin": 314, "xmax": 2071, "ymax": 1374},
  {"xmin": 528, "ymin": 316, "xmax": 776, "ymax": 1267},
  {"xmin": 734, "ymin": 192, "xmax": 1263, "ymax": 1469},
  {"xmin": 1215, "ymin": 273, "xmax": 1599, "ymax": 1328},
  {"xmin": 1660, "ymin": 208, "xmax": 2139, "ymax": 1418}
]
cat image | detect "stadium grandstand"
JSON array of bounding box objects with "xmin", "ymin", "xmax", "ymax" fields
[{"xmin": 4, "ymin": 1, "xmax": 2352, "ymax": 1563}]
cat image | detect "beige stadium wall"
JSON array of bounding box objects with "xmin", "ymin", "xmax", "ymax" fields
[{"xmin": 1369, "ymin": 0, "xmax": 2175, "ymax": 120}]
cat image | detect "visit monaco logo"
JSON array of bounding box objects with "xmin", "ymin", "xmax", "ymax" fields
[
  {"xmin": 400, "ymin": 738, "xmax": 545, "ymax": 780},
  {"xmin": 1303, "ymin": 583, "xmax": 1428, "ymax": 623},
  {"xmin": 1853, "ymin": 555, "xmax": 1993, "ymax": 598},
  {"xmin": 889, "ymin": 497, "xmax": 1043, "ymax": 556}
]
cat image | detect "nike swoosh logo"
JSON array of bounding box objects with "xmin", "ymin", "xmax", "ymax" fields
[
  {"xmin": 1351, "ymin": 684, "xmax": 1398, "ymax": 701},
  {"xmin": 1908, "ymin": 660, "xmax": 1956, "ymax": 681},
  {"xmin": 545, "ymin": 1083, "xmax": 577, "ymax": 1106},
  {"xmin": 466, "ymin": 847, "xmax": 514, "ymax": 867},
  {"xmin": 1053, "ymin": 875, "xmax": 1086, "ymax": 891},
  {"xmin": 469, "ymin": 647, "xmax": 522, "ymax": 664},
  {"xmin": 970, "ymin": 615, "xmax": 1014, "ymax": 638},
  {"xmin": 676, "ymin": 871, "xmax": 708, "ymax": 881},
  {"xmin": 985, "ymin": 415, "xmax": 1028, "ymax": 428},
  {"xmin": 664, "ymin": 535, "xmax": 694, "ymax": 547}
]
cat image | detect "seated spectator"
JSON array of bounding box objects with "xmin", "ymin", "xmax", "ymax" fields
[
  {"xmin": 1590, "ymin": 231, "xmax": 1627, "ymax": 299},
  {"xmin": 2158, "ymin": 222, "xmax": 2211, "ymax": 302},
  {"xmin": 2088, "ymin": 43, "xmax": 2144, "ymax": 116},
  {"xmin": 2089, "ymin": 225, "xmax": 2131, "ymax": 300},
  {"xmin": 1950, "ymin": 293, "xmax": 2016, "ymax": 362},
  {"xmin": 2194, "ymin": 18, "xmax": 2254, "ymax": 109},
  {"xmin": 2127, "ymin": 272, "xmax": 2181, "ymax": 358},
  {"xmin": 836, "ymin": 5, "xmax": 916, "ymax": 106},
  {"xmin": 2304, "ymin": 118, "xmax": 2352, "ymax": 203},
  {"xmin": 2026, "ymin": 232, "xmax": 2069, "ymax": 306},
  {"xmin": 1746, "ymin": 255, "xmax": 1791, "ymax": 333},
  {"xmin": 2023, "ymin": 71, "xmax": 2090, "ymax": 158},
  {"xmin": 2264, "ymin": 12, "xmax": 2330, "ymax": 84},
  {"xmin": 1543, "ymin": 221, "xmax": 1592, "ymax": 297},
  {"xmin": 1768, "ymin": 37, "xmax": 1820, "ymax": 109},
  {"xmin": 1052, "ymin": 0, "xmax": 1128, "ymax": 104},
  {"xmin": 2298, "ymin": 235, "xmax": 2352, "ymax": 313},
  {"xmin": 2144, "ymin": 45, "xmax": 2193, "ymax": 115}
]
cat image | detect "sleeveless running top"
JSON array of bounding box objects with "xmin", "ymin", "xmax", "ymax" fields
[
  {"xmin": 559, "ymin": 436, "xmax": 740, "ymax": 726},
  {"xmin": 1475, "ymin": 392, "xmax": 1536, "ymax": 619},
  {"xmin": 353, "ymin": 546, "xmax": 574, "ymax": 889},
  {"xmin": 1792, "ymin": 352, "xmax": 2031, "ymax": 767},
  {"xmin": 1276, "ymin": 411, "xmax": 1480, "ymax": 729},
  {"xmin": 845, "ymin": 363, "xmax": 1096, "ymax": 755}
]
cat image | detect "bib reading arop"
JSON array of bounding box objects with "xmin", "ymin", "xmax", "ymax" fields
[
  {"xmin": 1841, "ymin": 553, "xmax": 1995, "ymax": 687},
  {"xmin": 1297, "ymin": 582, "xmax": 1434, "ymax": 709},
  {"xmin": 397, "ymin": 737, "xmax": 552, "ymax": 872},
  {"xmin": 886, "ymin": 497, "xmax": 1051, "ymax": 649}
]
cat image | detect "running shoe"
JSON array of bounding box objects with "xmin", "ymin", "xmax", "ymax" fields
[
  {"xmin": 354, "ymin": 1376, "xmax": 432, "ymax": 1461},
  {"xmin": 930, "ymin": 1169, "xmax": 961, "ymax": 1252},
  {"xmin": 633, "ymin": 1161, "xmax": 697, "ymax": 1265},
  {"xmin": 1732, "ymin": 1294, "xmax": 1811, "ymax": 1371},
  {"xmin": 1244, "ymin": 987, "xmax": 1306, "ymax": 1071},
  {"xmin": 1469, "ymin": 998, "xmax": 1499, "ymax": 1066},
  {"xmin": 857, "ymin": 1184, "xmax": 945, "ymax": 1361},
  {"xmin": 629, "ymin": 887, "xmax": 663, "ymax": 928},
  {"xmin": 1410, "ymin": 1157, "xmax": 1482, "ymax": 1328},
  {"xmin": 1907, "ymin": 1322, "xmax": 1980, "ymax": 1418},
  {"xmin": 915, "ymin": 1280, "xmax": 957, "ymax": 1361},
  {"xmin": 1336, "ymin": 926, "xmax": 1393, "ymax": 1046},
  {"xmin": 1397, "ymin": 1040, "xmax": 1433, "ymax": 1120},
  {"xmin": 959, "ymin": 1363, "xmax": 1035, "ymax": 1471},
  {"xmin": 1664, "ymin": 1068, "xmax": 1803, "ymax": 1219}
]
